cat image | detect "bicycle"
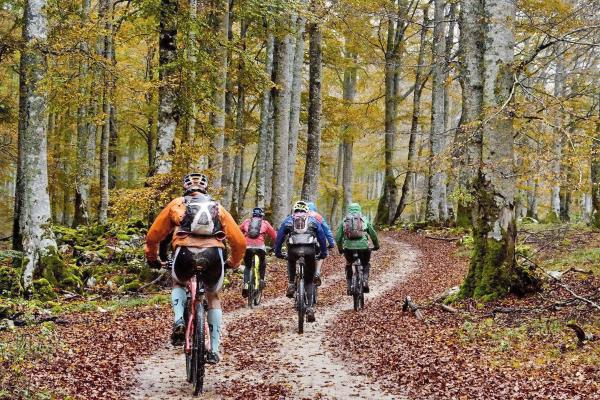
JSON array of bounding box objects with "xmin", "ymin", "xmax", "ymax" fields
[
  {"xmin": 165, "ymin": 259, "xmax": 211, "ymax": 396},
  {"xmin": 245, "ymin": 249, "xmax": 266, "ymax": 308},
  {"xmin": 349, "ymin": 248, "xmax": 373, "ymax": 311}
]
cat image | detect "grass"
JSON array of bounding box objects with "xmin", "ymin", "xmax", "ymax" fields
[{"xmin": 544, "ymin": 247, "xmax": 600, "ymax": 274}]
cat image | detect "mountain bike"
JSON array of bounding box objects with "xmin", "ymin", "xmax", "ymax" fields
[
  {"xmin": 294, "ymin": 252, "xmax": 308, "ymax": 334},
  {"xmin": 164, "ymin": 259, "xmax": 211, "ymax": 396},
  {"xmin": 246, "ymin": 250, "xmax": 263, "ymax": 308},
  {"xmin": 349, "ymin": 249, "xmax": 373, "ymax": 311}
]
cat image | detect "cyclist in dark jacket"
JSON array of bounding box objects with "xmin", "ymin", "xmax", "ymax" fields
[
  {"xmin": 336, "ymin": 202, "xmax": 379, "ymax": 295},
  {"xmin": 274, "ymin": 201, "xmax": 328, "ymax": 322}
]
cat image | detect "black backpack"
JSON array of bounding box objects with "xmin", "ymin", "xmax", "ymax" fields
[{"xmin": 247, "ymin": 217, "xmax": 263, "ymax": 239}]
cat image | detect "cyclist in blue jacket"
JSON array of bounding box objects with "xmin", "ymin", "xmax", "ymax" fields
[{"xmin": 274, "ymin": 201, "xmax": 328, "ymax": 322}]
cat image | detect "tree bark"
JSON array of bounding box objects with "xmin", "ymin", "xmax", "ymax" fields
[
  {"xmin": 256, "ymin": 33, "xmax": 274, "ymax": 208},
  {"xmin": 288, "ymin": 4, "xmax": 307, "ymax": 200},
  {"xmin": 270, "ymin": 27, "xmax": 294, "ymax": 224},
  {"xmin": 14, "ymin": 0, "xmax": 60, "ymax": 291},
  {"xmin": 330, "ymin": 143, "xmax": 344, "ymax": 225},
  {"xmin": 591, "ymin": 92, "xmax": 600, "ymax": 228},
  {"xmin": 461, "ymin": 0, "xmax": 529, "ymax": 299},
  {"xmin": 98, "ymin": 0, "xmax": 113, "ymax": 224},
  {"xmin": 444, "ymin": 2, "xmax": 457, "ymax": 221},
  {"xmin": 300, "ymin": 19, "xmax": 322, "ymax": 202},
  {"xmin": 426, "ymin": 0, "xmax": 448, "ymax": 224},
  {"xmin": 209, "ymin": 0, "xmax": 229, "ymax": 188},
  {"xmin": 454, "ymin": 0, "xmax": 484, "ymax": 227},
  {"xmin": 73, "ymin": 0, "xmax": 95, "ymax": 226},
  {"xmin": 341, "ymin": 53, "xmax": 357, "ymax": 216},
  {"xmin": 152, "ymin": 0, "xmax": 179, "ymax": 176},
  {"xmin": 394, "ymin": 5, "xmax": 429, "ymax": 222}
]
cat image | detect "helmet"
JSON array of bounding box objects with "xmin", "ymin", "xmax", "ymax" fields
[
  {"xmin": 252, "ymin": 207, "xmax": 264, "ymax": 218},
  {"xmin": 183, "ymin": 173, "xmax": 208, "ymax": 194},
  {"xmin": 292, "ymin": 200, "xmax": 309, "ymax": 213}
]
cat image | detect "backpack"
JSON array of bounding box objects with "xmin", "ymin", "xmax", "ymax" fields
[
  {"xmin": 288, "ymin": 212, "xmax": 315, "ymax": 245},
  {"xmin": 179, "ymin": 195, "xmax": 222, "ymax": 237},
  {"xmin": 247, "ymin": 217, "xmax": 263, "ymax": 239},
  {"xmin": 343, "ymin": 214, "xmax": 365, "ymax": 240}
]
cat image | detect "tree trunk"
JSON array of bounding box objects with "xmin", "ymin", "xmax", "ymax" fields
[
  {"xmin": 270, "ymin": 28, "xmax": 294, "ymax": 224},
  {"xmin": 108, "ymin": 29, "xmax": 118, "ymax": 190},
  {"xmin": 184, "ymin": 0, "xmax": 198, "ymax": 147},
  {"xmin": 526, "ymin": 176, "xmax": 538, "ymax": 220},
  {"xmin": 455, "ymin": 0, "xmax": 485, "ymax": 226},
  {"xmin": 221, "ymin": 6, "xmax": 234, "ymax": 207},
  {"xmin": 394, "ymin": 5, "xmax": 429, "ymax": 222},
  {"xmin": 341, "ymin": 53, "xmax": 357, "ymax": 216},
  {"xmin": 444, "ymin": 2, "xmax": 457, "ymax": 221},
  {"xmin": 209, "ymin": 0, "xmax": 229, "ymax": 187},
  {"xmin": 300, "ymin": 19, "xmax": 322, "ymax": 202},
  {"xmin": 330, "ymin": 143, "xmax": 344, "ymax": 225},
  {"xmin": 591, "ymin": 93, "xmax": 600, "ymax": 228},
  {"xmin": 288, "ymin": 5, "xmax": 307, "ymax": 200},
  {"xmin": 461, "ymin": 0, "xmax": 531, "ymax": 300},
  {"xmin": 230, "ymin": 19, "xmax": 247, "ymax": 220},
  {"xmin": 98, "ymin": 0, "xmax": 112, "ymax": 224},
  {"xmin": 152, "ymin": 0, "xmax": 179, "ymax": 175},
  {"xmin": 73, "ymin": 0, "xmax": 95, "ymax": 226},
  {"xmin": 256, "ymin": 33, "xmax": 274, "ymax": 208},
  {"xmin": 14, "ymin": 0, "xmax": 61, "ymax": 291},
  {"xmin": 583, "ymin": 192, "xmax": 592, "ymax": 225},
  {"xmin": 549, "ymin": 50, "xmax": 566, "ymax": 222},
  {"xmin": 426, "ymin": 0, "xmax": 448, "ymax": 224},
  {"xmin": 144, "ymin": 44, "xmax": 156, "ymax": 175}
]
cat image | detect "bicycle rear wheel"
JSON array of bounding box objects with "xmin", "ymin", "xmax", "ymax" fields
[
  {"xmin": 254, "ymin": 255, "xmax": 262, "ymax": 306},
  {"xmin": 297, "ymin": 278, "xmax": 305, "ymax": 334},
  {"xmin": 192, "ymin": 304, "xmax": 206, "ymax": 396},
  {"xmin": 353, "ymin": 263, "xmax": 363, "ymax": 311},
  {"xmin": 247, "ymin": 264, "xmax": 255, "ymax": 309}
]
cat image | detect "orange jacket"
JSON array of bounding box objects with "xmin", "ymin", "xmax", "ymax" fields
[{"xmin": 144, "ymin": 195, "xmax": 246, "ymax": 267}]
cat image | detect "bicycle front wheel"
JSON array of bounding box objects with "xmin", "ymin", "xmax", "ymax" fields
[
  {"xmin": 297, "ymin": 278, "xmax": 305, "ymax": 334},
  {"xmin": 192, "ymin": 304, "xmax": 206, "ymax": 396},
  {"xmin": 247, "ymin": 264, "xmax": 255, "ymax": 309}
]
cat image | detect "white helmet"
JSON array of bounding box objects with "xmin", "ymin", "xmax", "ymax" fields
[{"xmin": 183, "ymin": 173, "xmax": 208, "ymax": 193}]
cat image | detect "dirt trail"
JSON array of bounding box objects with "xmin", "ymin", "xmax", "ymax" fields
[{"xmin": 131, "ymin": 236, "xmax": 418, "ymax": 399}]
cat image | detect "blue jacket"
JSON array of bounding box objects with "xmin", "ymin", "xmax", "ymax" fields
[
  {"xmin": 307, "ymin": 202, "xmax": 335, "ymax": 248},
  {"xmin": 274, "ymin": 214, "xmax": 328, "ymax": 258}
]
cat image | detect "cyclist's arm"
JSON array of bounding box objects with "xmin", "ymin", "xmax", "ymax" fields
[
  {"xmin": 265, "ymin": 221, "xmax": 277, "ymax": 243},
  {"xmin": 144, "ymin": 198, "xmax": 180, "ymax": 261},
  {"xmin": 315, "ymin": 221, "xmax": 328, "ymax": 258},
  {"xmin": 335, "ymin": 223, "xmax": 344, "ymax": 250},
  {"xmin": 219, "ymin": 205, "xmax": 246, "ymax": 267},
  {"xmin": 321, "ymin": 219, "xmax": 335, "ymax": 248},
  {"xmin": 274, "ymin": 218, "xmax": 291, "ymax": 256},
  {"xmin": 239, "ymin": 219, "xmax": 248, "ymax": 234},
  {"xmin": 367, "ymin": 222, "xmax": 380, "ymax": 249}
]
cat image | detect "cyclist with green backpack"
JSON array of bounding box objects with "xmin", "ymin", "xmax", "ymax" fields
[
  {"xmin": 335, "ymin": 202, "xmax": 380, "ymax": 295},
  {"xmin": 239, "ymin": 207, "xmax": 277, "ymax": 297}
]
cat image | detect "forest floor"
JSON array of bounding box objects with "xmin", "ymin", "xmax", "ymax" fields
[{"xmin": 1, "ymin": 227, "xmax": 599, "ymax": 399}]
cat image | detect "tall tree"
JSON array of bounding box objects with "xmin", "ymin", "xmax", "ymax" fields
[
  {"xmin": 550, "ymin": 51, "xmax": 566, "ymax": 221},
  {"xmin": 99, "ymin": 0, "xmax": 113, "ymax": 224},
  {"xmin": 256, "ymin": 32, "xmax": 275, "ymax": 208},
  {"xmin": 73, "ymin": 0, "xmax": 95, "ymax": 226},
  {"xmin": 270, "ymin": 25, "xmax": 294, "ymax": 224},
  {"xmin": 209, "ymin": 0, "xmax": 229, "ymax": 188},
  {"xmin": 461, "ymin": 0, "xmax": 534, "ymax": 299},
  {"xmin": 592, "ymin": 93, "xmax": 600, "ymax": 228},
  {"xmin": 300, "ymin": 13, "xmax": 322, "ymax": 202},
  {"xmin": 394, "ymin": 4, "xmax": 429, "ymax": 222},
  {"xmin": 454, "ymin": 0, "xmax": 484, "ymax": 226},
  {"xmin": 153, "ymin": 0, "xmax": 179, "ymax": 175},
  {"xmin": 426, "ymin": 0, "xmax": 448, "ymax": 224},
  {"xmin": 288, "ymin": 3, "xmax": 307, "ymax": 200},
  {"xmin": 14, "ymin": 0, "xmax": 61, "ymax": 291},
  {"xmin": 341, "ymin": 52, "xmax": 357, "ymax": 216}
]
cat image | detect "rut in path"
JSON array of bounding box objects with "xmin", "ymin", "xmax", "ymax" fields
[{"xmin": 130, "ymin": 236, "xmax": 418, "ymax": 399}]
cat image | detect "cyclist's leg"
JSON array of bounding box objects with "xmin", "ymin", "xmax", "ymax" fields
[
  {"xmin": 342, "ymin": 249, "xmax": 354, "ymax": 295},
  {"xmin": 304, "ymin": 246, "xmax": 317, "ymax": 321},
  {"xmin": 257, "ymin": 248, "xmax": 267, "ymax": 281},
  {"xmin": 286, "ymin": 246, "xmax": 299, "ymax": 297},
  {"xmin": 171, "ymin": 247, "xmax": 195, "ymax": 344},
  {"xmin": 242, "ymin": 249, "xmax": 253, "ymax": 297},
  {"xmin": 196, "ymin": 247, "xmax": 225, "ymax": 363},
  {"xmin": 358, "ymin": 249, "xmax": 372, "ymax": 291}
]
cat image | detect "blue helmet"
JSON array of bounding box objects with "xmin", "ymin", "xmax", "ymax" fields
[
  {"xmin": 252, "ymin": 207, "xmax": 264, "ymax": 218},
  {"xmin": 307, "ymin": 202, "xmax": 317, "ymax": 212}
]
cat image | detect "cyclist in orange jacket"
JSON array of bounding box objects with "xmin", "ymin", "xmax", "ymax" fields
[{"xmin": 145, "ymin": 173, "xmax": 246, "ymax": 364}]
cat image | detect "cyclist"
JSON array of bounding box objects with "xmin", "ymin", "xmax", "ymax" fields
[
  {"xmin": 335, "ymin": 202, "xmax": 379, "ymax": 295},
  {"xmin": 239, "ymin": 207, "xmax": 277, "ymax": 297},
  {"xmin": 274, "ymin": 200, "xmax": 328, "ymax": 322},
  {"xmin": 145, "ymin": 173, "xmax": 246, "ymax": 365},
  {"xmin": 306, "ymin": 202, "xmax": 335, "ymax": 286}
]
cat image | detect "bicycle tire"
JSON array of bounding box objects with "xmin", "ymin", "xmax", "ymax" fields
[
  {"xmin": 185, "ymin": 299, "xmax": 193, "ymax": 383},
  {"xmin": 297, "ymin": 277, "xmax": 305, "ymax": 334},
  {"xmin": 254, "ymin": 255, "xmax": 262, "ymax": 306},
  {"xmin": 358, "ymin": 269, "xmax": 365, "ymax": 310},
  {"xmin": 247, "ymin": 263, "xmax": 255, "ymax": 309},
  {"xmin": 353, "ymin": 261, "xmax": 363, "ymax": 311},
  {"xmin": 192, "ymin": 304, "xmax": 206, "ymax": 396}
]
